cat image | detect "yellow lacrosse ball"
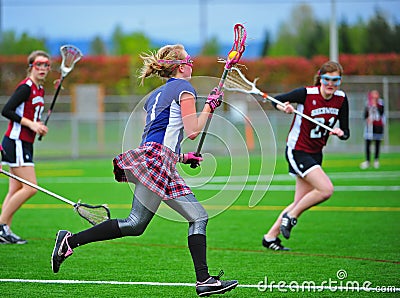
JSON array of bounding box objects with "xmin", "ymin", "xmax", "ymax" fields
[{"xmin": 228, "ymin": 51, "xmax": 238, "ymax": 60}]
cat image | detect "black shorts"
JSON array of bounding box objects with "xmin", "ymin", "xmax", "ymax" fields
[
  {"xmin": 285, "ymin": 146, "xmax": 322, "ymax": 178},
  {"xmin": 1, "ymin": 136, "xmax": 34, "ymax": 167}
]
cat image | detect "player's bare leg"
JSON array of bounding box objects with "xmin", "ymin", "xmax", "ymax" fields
[
  {"xmin": 0, "ymin": 166, "xmax": 37, "ymax": 226},
  {"xmin": 280, "ymin": 168, "xmax": 333, "ymax": 239},
  {"xmin": 263, "ymin": 179, "xmax": 314, "ymax": 249},
  {"xmin": 288, "ymin": 168, "xmax": 333, "ymax": 218},
  {"xmin": 0, "ymin": 166, "xmax": 36, "ymax": 244}
]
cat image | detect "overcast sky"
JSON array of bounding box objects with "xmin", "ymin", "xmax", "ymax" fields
[{"xmin": 2, "ymin": 0, "xmax": 400, "ymax": 46}]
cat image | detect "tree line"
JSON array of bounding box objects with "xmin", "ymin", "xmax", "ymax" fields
[
  {"xmin": 262, "ymin": 4, "xmax": 400, "ymax": 58},
  {"xmin": 0, "ymin": 4, "xmax": 398, "ymax": 58}
]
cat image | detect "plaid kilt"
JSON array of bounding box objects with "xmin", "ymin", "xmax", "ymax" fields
[{"xmin": 113, "ymin": 142, "xmax": 192, "ymax": 200}]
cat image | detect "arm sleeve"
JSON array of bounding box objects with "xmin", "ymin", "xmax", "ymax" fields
[
  {"xmin": 272, "ymin": 87, "xmax": 307, "ymax": 109},
  {"xmin": 1, "ymin": 84, "xmax": 31, "ymax": 123},
  {"xmin": 338, "ymin": 96, "xmax": 350, "ymax": 140}
]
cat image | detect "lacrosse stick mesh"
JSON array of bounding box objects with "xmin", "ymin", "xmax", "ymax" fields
[
  {"xmin": 225, "ymin": 24, "xmax": 247, "ymax": 67},
  {"xmin": 233, "ymin": 24, "xmax": 246, "ymax": 54},
  {"xmin": 75, "ymin": 203, "xmax": 111, "ymax": 226},
  {"xmin": 225, "ymin": 68, "xmax": 254, "ymax": 92},
  {"xmin": 60, "ymin": 45, "xmax": 83, "ymax": 75}
]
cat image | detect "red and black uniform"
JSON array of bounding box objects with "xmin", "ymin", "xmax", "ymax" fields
[
  {"xmin": 1, "ymin": 78, "xmax": 45, "ymax": 166},
  {"xmin": 274, "ymin": 86, "xmax": 350, "ymax": 177},
  {"xmin": 362, "ymin": 97, "xmax": 385, "ymax": 163},
  {"xmin": 3, "ymin": 78, "xmax": 45, "ymax": 142},
  {"xmin": 363, "ymin": 98, "xmax": 384, "ymax": 141}
]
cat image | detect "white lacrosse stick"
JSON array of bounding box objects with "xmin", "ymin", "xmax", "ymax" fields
[
  {"xmin": 225, "ymin": 67, "xmax": 335, "ymax": 133},
  {"xmin": 0, "ymin": 167, "xmax": 110, "ymax": 226},
  {"xmin": 39, "ymin": 45, "xmax": 83, "ymax": 140}
]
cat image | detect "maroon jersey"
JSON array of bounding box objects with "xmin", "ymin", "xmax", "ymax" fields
[
  {"xmin": 276, "ymin": 86, "xmax": 349, "ymax": 154},
  {"xmin": 4, "ymin": 78, "xmax": 45, "ymax": 143}
]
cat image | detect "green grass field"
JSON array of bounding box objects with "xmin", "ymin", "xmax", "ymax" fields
[{"xmin": 0, "ymin": 152, "xmax": 399, "ymax": 297}]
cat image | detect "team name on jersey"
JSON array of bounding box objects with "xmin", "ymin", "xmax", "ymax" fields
[
  {"xmin": 32, "ymin": 96, "xmax": 44, "ymax": 105},
  {"xmin": 311, "ymin": 107, "xmax": 339, "ymax": 116}
]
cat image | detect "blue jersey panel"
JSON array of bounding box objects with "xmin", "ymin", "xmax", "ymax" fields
[{"xmin": 141, "ymin": 78, "xmax": 196, "ymax": 153}]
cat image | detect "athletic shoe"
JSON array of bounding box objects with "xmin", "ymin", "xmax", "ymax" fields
[
  {"xmin": 262, "ymin": 237, "xmax": 289, "ymax": 251},
  {"xmin": 10, "ymin": 229, "xmax": 27, "ymax": 244},
  {"xmin": 196, "ymin": 270, "xmax": 238, "ymax": 297},
  {"xmin": 280, "ymin": 212, "xmax": 297, "ymax": 239},
  {"xmin": 360, "ymin": 161, "xmax": 370, "ymax": 169},
  {"xmin": 0, "ymin": 224, "xmax": 27, "ymax": 244},
  {"xmin": 374, "ymin": 160, "xmax": 380, "ymax": 169},
  {"xmin": 51, "ymin": 230, "xmax": 73, "ymax": 273}
]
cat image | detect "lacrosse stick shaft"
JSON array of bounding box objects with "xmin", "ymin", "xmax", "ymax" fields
[
  {"xmin": 0, "ymin": 168, "xmax": 75, "ymax": 206},
  {"xmin": 195, "ymin": 68, "xmax": 230, "ymax": 156},
  {"xmin": 216, "ymin": 68, "xmax": 230, "ymax": 92},
  {"xmin": 225, "ymin": 67, "xmax": 335, "ymax": 133},
  {"xmin": 194, "ymin": 24, "xmax": 246, "ymax": 159},
  {"xmin": 38, "ymin": 78, "xmax": 64, "ymax": 142},
  {"xmin": 38, "ymin": 70, "xmax": 66, "ymax": 141},
  {"xmin": 43, "ymin": 77, "xmax": 64, "ymax": 126},
  {"xmin": 263, "ymin": 93, "xmax": 335, "ymax": 133}
]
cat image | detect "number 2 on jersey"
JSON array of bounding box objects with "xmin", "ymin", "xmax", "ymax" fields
[{"xmin": 310, "ymin": 117, "xmax": 335, "ymax": 138}]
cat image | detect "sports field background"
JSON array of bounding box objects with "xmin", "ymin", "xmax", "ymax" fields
[
  {"xmin": 2, "ymin": 72, "xmax": 400, "ymax": 160},
  {"xmin": 0, "ymin": 152, "xmax": 399, "ymax": 297}
]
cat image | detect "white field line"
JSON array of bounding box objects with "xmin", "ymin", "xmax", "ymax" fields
[
  {"xmin": 0, "ymin": 279, "xmax": 398, "ymax": 293},
  {"xmin": 0, "ymin": 172, "xmax": 399, "ymax": 192},
  {"xmin": 1, "ymin": 171, "xmax": 399, "ymax": 183},
  {"xmin": 186, "ymin": 171, "xmax": 400, "ymax": 183},
  {"xmin": 0, "ymin": 171, "xmax": 399, "ymax": 184},
  {"xmin": 0, "ymin": 179, "xmax": 398, "ymax": 191},
  {"xmin": 194, "ymin": 185, "xmax": 400, "ymax": 191}
]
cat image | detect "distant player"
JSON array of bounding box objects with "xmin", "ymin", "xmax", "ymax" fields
[
  {"xmin": 0, "ymin": 50, "xmax": 50, "ymax": 244},
  {"xmin": 360, "ymin": 90, "xmax": 385, "ymax": 169},
  {"xmin": 262, "ymin": 61, "xmax": 350, "ymax": 250}
]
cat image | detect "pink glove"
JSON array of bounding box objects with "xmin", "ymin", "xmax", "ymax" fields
[
  {"xmin": 180, "ymin": 152, "xmax": 203, "ymax": 168},
  {"xmin": 206, "ymin": 87, "xmax": 224, "ymax": 112}
]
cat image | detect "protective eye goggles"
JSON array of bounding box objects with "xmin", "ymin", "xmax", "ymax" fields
[
  {"xmin": 321, "ymin": 75, "xmax": 341, "ymax": 86},
  {"xmin": 158, "ymin": 55, "xmax": 194, "ymax": 67},
  {"xmin": 30, "ymin": 60, "xmax": 51, "ymax": 70}
]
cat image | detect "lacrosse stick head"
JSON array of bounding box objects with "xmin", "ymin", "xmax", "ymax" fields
[
  {"xmin": 74, "ymin": 201, "xmax": 111, "ymax": 226},
  {"xmin": 224, "ymin": 67, "xmax": 267, "ymax": 102},
  {"xmin": 226, "ymin": 23, "xmax": 247, "ymax": 69},
  {"xmin": 225, "ymin": 67, "xmax": 253, "ymax": 92},
  {"xmin": 60, "ymin": 45, "xmax": 83, "ymax": 78}
]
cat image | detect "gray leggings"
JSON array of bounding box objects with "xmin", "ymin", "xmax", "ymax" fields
[{"xmin": 117, "ymin": 182, "xmax": 208, "ymax": 236}]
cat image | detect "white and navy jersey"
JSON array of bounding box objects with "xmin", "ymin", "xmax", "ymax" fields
[
  {"xmin": 2, "ymin": 78, "xmax": 45, "ymax": 143},
  {"xmin": 141, "ymin": 78, "xmax": 196, "ymax": 153},
  {"xmin": 275, "ymin": 86, "xmax": 350, "ymax": 153}
]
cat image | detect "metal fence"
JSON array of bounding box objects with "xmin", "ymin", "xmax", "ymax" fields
[{"xmin": 0, "ymin": 75, "xmax": 399, "ymax": 160}]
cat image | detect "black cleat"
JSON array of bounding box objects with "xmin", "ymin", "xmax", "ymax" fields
[
  {"xmin": 0, "ymin": 224, "xmax": 27, "ymax": 244},
  {"xmin": 196, "ymin": 270, "xmax": 238, "ymax": 297},
  {"xmin": 10, "ymin": 231, "xmax": 27, "ymax": 244},
  {"xmin": 280, "ymin": 212, "xmax": 297, "ymax": 239},
  {"xmin": 262, "ymin": 237, "xmax": 290, "ymax": 251},
  {"xmin": 51, "ymin": 230, "xmax": 74, "ymax": 273}
]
